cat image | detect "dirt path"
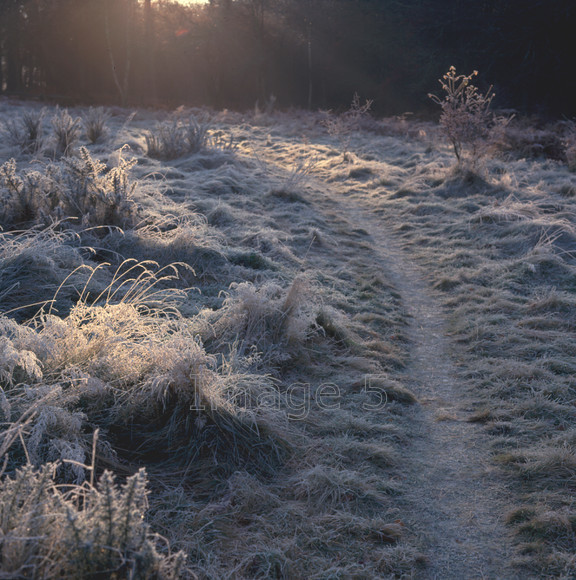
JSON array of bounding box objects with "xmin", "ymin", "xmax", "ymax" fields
[{"xmin": 335, "ymin": 201, "xmax": 519, "ymax": 579}]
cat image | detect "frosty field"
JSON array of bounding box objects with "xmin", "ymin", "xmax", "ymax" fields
[{"xmin": 1, "ymin": 98, "xmax": 576, "ymax": 578}]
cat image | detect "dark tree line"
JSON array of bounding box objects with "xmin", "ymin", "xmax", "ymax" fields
[{"xmin": 1, "ymin": 0, "xmax": 575, "ymax": 117}]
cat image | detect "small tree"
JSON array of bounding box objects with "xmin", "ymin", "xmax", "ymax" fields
[
  {"xmin": 429, "ymin": 66, "xmax": 498, "ymax": 164},
  {"xmin": 322, "ymin": 92, "xmax": 373, "ymax": 160}
]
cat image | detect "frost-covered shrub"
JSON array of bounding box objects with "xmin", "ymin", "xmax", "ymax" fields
[
  {"xmin": 0, "ymin": 147, "xmax": 138, "ymax": 229},
  {"xmin": 429, "ymin": 66, "xmax": 507, "ymax": 164},
  {"xmin": 0, "ymin": 463, "xmax": 190, "ymax": 578},
  {"xmin": 0, "ymin": 159, "xmax": 58, "ymax": 227},
  {"xmin": 61, "ymin": 146, "xmax": 138, "ymax": 228}
]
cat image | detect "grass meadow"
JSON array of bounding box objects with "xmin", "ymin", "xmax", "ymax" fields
[{"xmin": 1, "ymin": 95, "xmax": 576, "ymax": 578}]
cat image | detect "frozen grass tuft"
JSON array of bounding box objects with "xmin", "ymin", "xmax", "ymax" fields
[
  {"xmin": 146, "ymin": 115, "xmax": 211, "ymax": 160},
  {"xmin": 51, "ymin": 108, "xmax": 82, "ymax": 157},
  {"xmin": 2, "ymin": 108, "xmax": 45, "ymax": 155},
  {"xmin": 203, "ymin": 277, "xmax": 319, "ymax": 365},
  {"xmin": 0, "ymin": 227, "xmax": 97, "ymax": 319},
  {"xmin": 82, "ymin": 106, "xmax": 111, "ymax": 144}
]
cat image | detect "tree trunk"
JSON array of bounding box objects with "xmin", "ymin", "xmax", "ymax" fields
[
  {"xmin": 104, "ymin": 0, "xmax": 132, "ymax": 106},
  {"xmin": 143, "ymin": 0, "xmax": 156, "ymax": 103},
  {"xmin": 306, "ymin": 18, "xmax": 312, "ymax": 110}
]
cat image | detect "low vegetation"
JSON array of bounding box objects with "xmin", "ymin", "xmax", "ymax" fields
[{"xmin": 1, "ymin": 81, "xmax": 576, "ymax": 577}]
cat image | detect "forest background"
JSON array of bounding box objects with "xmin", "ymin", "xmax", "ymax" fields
[{"xmin": 1, "ymin": 0, "xmax": 575, "ymax": 118}]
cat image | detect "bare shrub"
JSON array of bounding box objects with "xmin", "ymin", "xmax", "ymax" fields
[
  {"xmin": 429, "ymin": 66, "xmax": 508, "ymax": 165},
  {"xmin": 2, "ymin": 109, "xmax": 45, "ymax": 154},
  {"xmin": 82, "ymin": 106, "xmax": 111, "ymax": 144},
  {"xmin": 322, "ymin": 92, "xmax": 373, "ymax": 158}
]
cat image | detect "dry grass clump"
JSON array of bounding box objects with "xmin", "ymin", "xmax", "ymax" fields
[
  {"xmin": 1, "ymin": 106, "xmax": 111, "ymax": 158},
  {"xmin": 0, "ymin": 227, "xmax": 92, "ymax": 319},
  {"xmin": 292, "ymin": 464, "xmax": 396, "ymax": 513},
  {"xmin": 266, "ymin": 155, "xmax": 317, "ymax": 200},
  {"xmin": 349, "ymin": 376, "xmax": 417, "ymax": 404},
  {"xmin": 1, "ymin": 260, "xmax": 291, "ymax": 492},
  {"xmin": 96, "ymin": 214, "xmax": 227, "ymax": 285},
  {"xmin": 201, "ymin": 276, "xmax": 319, "ymax": 365}
]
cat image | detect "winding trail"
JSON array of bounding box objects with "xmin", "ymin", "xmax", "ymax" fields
[{"xmin": 335, "ymin": 200, "xmax": 519, "ymax": 579}]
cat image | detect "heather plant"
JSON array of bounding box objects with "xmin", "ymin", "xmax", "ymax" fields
[
  {"xmin": 2, "ymin": 109, "xmax": 45, "ymax": 154},
  {"xmin": 82, "ymin": 106, "xmax": 111, "ymax": 144},
  {"xmin": 429, "ymin": 66, "xmax": 501, "ymax": 164},
  {"xmin": 51, "ymin": 107, "xmax": 82, "ymax": 157}
]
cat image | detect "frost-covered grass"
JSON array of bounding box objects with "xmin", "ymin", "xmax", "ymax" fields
[
  {"xmin": 1, "ymin": 96, "xmax": 576, "ymax": 577},
  {"xmin": 0, "ymin": 100, "xmax": 415, "ymax": 578},
  {"xmin": 347, "ymin": 119, "xmax": 576, "ymax": 575}
]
